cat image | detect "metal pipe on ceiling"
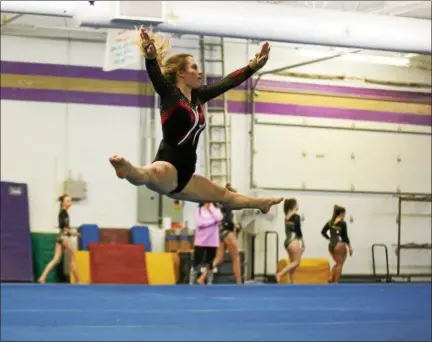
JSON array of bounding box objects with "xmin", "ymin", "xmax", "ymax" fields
[{"xmin": 2, "ymin": 1, "xmax": 431, "ymax": 54}]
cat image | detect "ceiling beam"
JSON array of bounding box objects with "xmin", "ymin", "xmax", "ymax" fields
[
  {"xmin": 1, "ymin": 14, "xmax": 24, "ymax": 27},
  {"xmin": 385, "ymin": 2, "xmax": 431, "ymax": 16},
  {"xmin": 369, "ymin": 1, "xmax": 428, "ymax": 15}
]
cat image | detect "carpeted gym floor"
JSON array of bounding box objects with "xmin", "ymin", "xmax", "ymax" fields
[{"xmin": 1, "ymin": 283, "xmax": 431, "ymax": 341}]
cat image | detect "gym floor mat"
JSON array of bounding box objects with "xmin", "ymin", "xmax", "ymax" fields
[{"xmin": 1, "ymin": 283, "xmax": 430, "ymax": 341}]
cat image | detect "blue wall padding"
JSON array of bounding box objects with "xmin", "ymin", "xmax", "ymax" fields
[
  {"xmin": 130, "ymin": 225, "xmax": 151, "ymax": 252},
  {"xmin": 78, "ymin": 224, "xmax": 100, "ymax": 251}
]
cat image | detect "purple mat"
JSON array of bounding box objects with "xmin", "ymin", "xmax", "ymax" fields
[{"xmin": 0, "ymin": 181, "xmax": 34, "ymax": 282}]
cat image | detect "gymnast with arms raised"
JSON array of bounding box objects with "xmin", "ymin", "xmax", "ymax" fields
[{"xmin": 109, "ymin": 27, "xmax": 282, "ymax": 212}]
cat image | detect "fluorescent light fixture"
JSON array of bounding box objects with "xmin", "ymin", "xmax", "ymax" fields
[{"xmin": 296, "ymin": 49, "xmax": 410, "ymax": 66}]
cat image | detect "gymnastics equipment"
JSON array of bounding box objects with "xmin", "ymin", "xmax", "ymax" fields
[
  {"xmin": 395, "ymin": 194, "xmax": 432, "ymax": 277},
  {"xmin": 276, "ymin": 258, "xmax": 330, "ymax": 284},
  {"xmin": 213, "ymin": 251, "xmax": 247, "ymax": 284},
  {"xmin": 89, "ymin": 243, "xmax": 148, "ymax": 284},
  {"xmin": 371, "ymin": 243, "xmax": 391, "ymax": 283},
  {"xmin": 199, "ymin": 36, "xmax": 231, "ymax": 187},
  {"xmin": 31, "ymin": 233, "xmax": 65, "ymax": 283},
  {"xmin": 99, "ymin": 228, "xmax": 130, "ymax": 244},
  {"xmin": 263, "ymin": 231, "xmax": 279, "ymax": 282},
  {"xmin": 78, "ymin": 224, "xmax": 100, "ymax": 251},
  {"xmin": 130, "ymin": 225, "xmax": 152, "ymax": 251},
  {"xmin": 0, "ymin": 181, "xmax": 33, "ymax": 282},
  {"xmin": 164, "ymin": 228, "xmax": 179, "ymax": 252},
  {"xmin": 145, "ymin": 252, "xmax": 176, "ymax": 285},
  {"xmin": 70, "ymin": 251, "xmax": 91, "ymax": 284}
]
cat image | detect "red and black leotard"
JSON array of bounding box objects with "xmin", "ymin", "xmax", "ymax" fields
[{"xmin": 145, "ymin": 58, "xmax": 255, "ymax": 194}]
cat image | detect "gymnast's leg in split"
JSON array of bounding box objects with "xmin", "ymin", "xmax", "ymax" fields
[{"xmin": 109, "ymin": 156, "xmax": 282, "ymax": 213}]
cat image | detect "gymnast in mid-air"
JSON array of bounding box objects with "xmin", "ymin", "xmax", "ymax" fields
[{"xmin": 109, "ymin": 27, "xmax": 282, "ymax": 212}]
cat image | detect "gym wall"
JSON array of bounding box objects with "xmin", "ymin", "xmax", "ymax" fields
[{"xmin": 1, "ymin": 34, "xmax": 431, "ymax": 275}]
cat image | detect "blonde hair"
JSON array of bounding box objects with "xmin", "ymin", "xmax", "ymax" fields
[{"xmin": 136, "ymin": 26, "xmax": 192, "ymax": 84}]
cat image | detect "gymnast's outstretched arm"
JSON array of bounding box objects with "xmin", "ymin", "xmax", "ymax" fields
[
  {"xmin": 195, "ymin": 42, "xmax": 271, "ymax": 104},
  {"xmin": 194, "ymin": 66, "xmax": 256, "ymax": 104}
]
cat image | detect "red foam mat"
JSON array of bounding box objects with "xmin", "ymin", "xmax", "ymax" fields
[{"xmin": 89, "ymin": 243, "xmax": 148, "ymax": 284}]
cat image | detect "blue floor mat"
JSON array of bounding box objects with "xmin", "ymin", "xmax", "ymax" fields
[{"xmin": 1, "ymin": 283, "xmax": 431, "ymax": 341}]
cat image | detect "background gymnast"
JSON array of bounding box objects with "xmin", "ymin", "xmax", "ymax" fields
[
  {"xmin": 109, "ymin": 27, "xmax": 282, "ymax": 212},
  {"xmin": 321, "ymin": 205, "xmax": 353, "ymax": 283},
  {"xmin": 275, "ymin": 198, "xmax": 305, "ymax": 284},
  {"xmin": 212, "ymin": 183, "xmax": 243, "ymax": 284},
  {"xmin": 38, "ymin": 194, "xmax": 80, "ymax": 284}
]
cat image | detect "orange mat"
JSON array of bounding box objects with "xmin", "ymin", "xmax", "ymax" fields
[{"xmin": 89, "ymin": 243, "xmax": 148, "ymax": 284}]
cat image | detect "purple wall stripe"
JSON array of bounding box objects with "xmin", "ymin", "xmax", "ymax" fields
[
  {"xmin": 1, "ymin": 61, "xmax": 150, "ymax": 83},
  {"xmin": 0, "ymin": 88, "xmax": 155, "ymax": 108},
  {"xmin": 255, "ymin": 82, "xmax": 432, "ymax": 104},
  {"xmin": 254, "ymin": 102, "xmax": 432, "ymax": 126},
  {"xmin": 2, "ymin": 87, "xmax": 430, "ymax": 126},
  {"xmin": 2, "ymin": 61, "xmax": 430, "ymax": 104},
  {"xmin": 207, "ymin": 77, "xmax": 431, "ymax": 104}
]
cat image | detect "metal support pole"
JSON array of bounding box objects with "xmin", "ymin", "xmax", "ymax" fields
[{"xmin": 397, "ymin": 195, "xmax": 402, "ymax": 276}]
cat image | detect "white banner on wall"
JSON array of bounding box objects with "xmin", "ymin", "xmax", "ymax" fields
[{"xmin": 103, "ymin": 29, "xmax": 141, "ymax": 72}]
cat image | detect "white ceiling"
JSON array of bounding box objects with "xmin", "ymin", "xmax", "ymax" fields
[{"xmin": 257, "ymin": 1, "xmax": 432, "ymax": 19}]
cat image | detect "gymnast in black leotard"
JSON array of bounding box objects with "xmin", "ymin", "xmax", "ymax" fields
[
  {"xmin": 321, "ymin": 205, "xmax": 353, "ymax": 283},
  {"xmin": 145, "ymin": 57, "xmax": 253, "ymax": 193},
  {"xmin": 109, "ymin": 27, "xmax": 282, "ymax": 212},
  {"xmin": 38, "ymin": 194, "xmax": 80, "ymax": 284},
  {"xmin": 275, "ymin": 198, "xmax": 305, "ymax": 284}
]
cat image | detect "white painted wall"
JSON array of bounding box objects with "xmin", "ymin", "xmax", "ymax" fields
[{"xmin": 1, "ymin": 34, "xmax": 431, "ymax": 275}]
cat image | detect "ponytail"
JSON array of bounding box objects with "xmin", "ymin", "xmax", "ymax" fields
[{"xmin": 330, "ymin": 205, "xmax": 346, "ymax": 225}]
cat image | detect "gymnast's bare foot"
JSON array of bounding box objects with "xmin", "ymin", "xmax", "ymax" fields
[
  {"xmin": 259, "ymin": 197, "xmax": 283, "ymax": 214},
  {"xmin": 109, "ymin": 155, "xmax": 131, "ymax": 179},
  {"xmin": 37, "ymin": 277, "xmax": 45, "ymax": 284}
]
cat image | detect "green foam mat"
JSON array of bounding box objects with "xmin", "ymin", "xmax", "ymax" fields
[{"xmin": 31, "ymin": 233, "xmax": 66, "ymax": 283}]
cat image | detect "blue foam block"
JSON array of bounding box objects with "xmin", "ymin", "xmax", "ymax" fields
[
  {"xmin": 130, "ymin": 225, "xmax": 151, "ymax": 252},
  {"xmin": 78, "ymin": 224, "xmax": 99, "ymax": 251}
]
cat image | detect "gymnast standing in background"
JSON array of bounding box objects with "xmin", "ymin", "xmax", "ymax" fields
[
  {"xmin": 212, "ymin": 183, "xmax": 243, "ymax": 284},
  {"xmin": 190, "ymin": 202, "xmax": 223, "ymax": 285},
  {"xmin": 321, "ymin": 205, "xmax": 353, "ymax": 283},
  {"xmin": 275, "ymin": 198, "xmax": 305, "ymax": 284},
  {"xmin": 38, "ymin": 194, "xmax": 80, "ymax": 284}
]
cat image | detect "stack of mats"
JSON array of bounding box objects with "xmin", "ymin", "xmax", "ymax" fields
[
  {"xmin": 71, "ymin": 249, "xmax": 177, "ymax": 285},
  {"xmin": 31, "ymin": 233, "xmax": 65, "ymax": 283},
  {"xmin": 176, "ymin": 251, "xmax": 194, "ymax": 284},
  {"xmin": 164, "ymin": 228, "xmax": 178, "ymax": 252},
  {"xmin": 70, "ymin": 225, "xmax": 176, "ymax": 285},
  {"xmin": 213, "ymin": 251, "xmax": 246, "ymax": 284},
  {"xmin": 277, "ymin": 258, "xmax": 330, "ymax": 284}
]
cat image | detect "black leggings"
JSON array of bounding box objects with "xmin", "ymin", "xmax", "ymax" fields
[{"xmin": 193, "ymin": 246, "xmax": 217, "ymax": 269}]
